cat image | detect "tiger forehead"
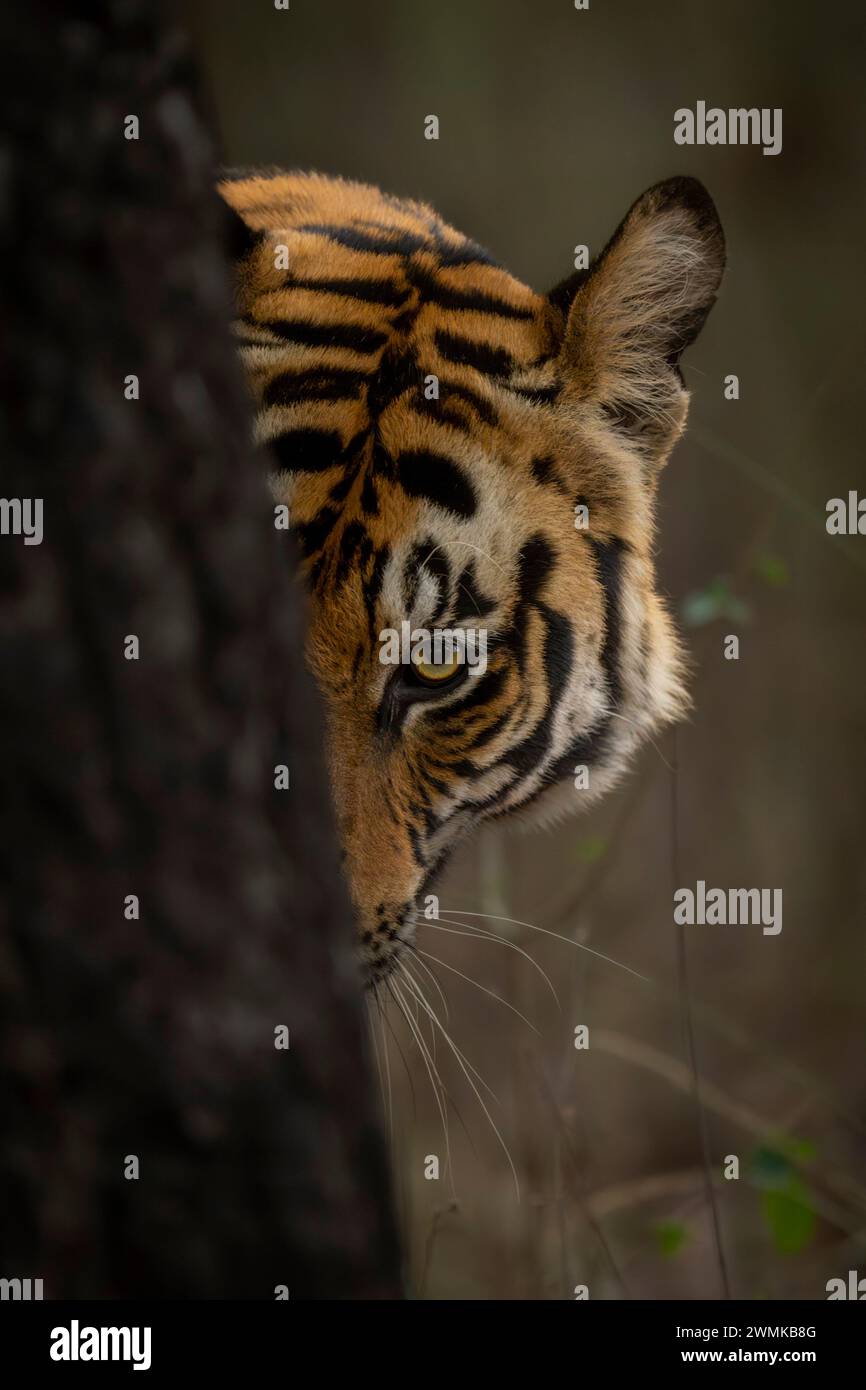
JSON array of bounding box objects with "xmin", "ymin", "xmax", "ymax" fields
[
  {"xmin": 226, "ymin": 173, "xmax": 562, "ymax": 407},
  {"xmin": 224, "ymin": 172, "xmax": 570, "ymax": 581}
]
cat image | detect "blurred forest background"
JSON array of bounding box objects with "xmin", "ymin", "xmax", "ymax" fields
[{"xmin": 184, "ymin": 0, "xmax": 866, "ymax": 1298}]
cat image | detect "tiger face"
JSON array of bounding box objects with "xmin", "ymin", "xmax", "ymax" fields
[{"xmin": 219, "ymin": 171, "xmax": 725, "ymax": 984}]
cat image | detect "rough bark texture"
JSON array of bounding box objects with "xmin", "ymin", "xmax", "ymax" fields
[{"xmin": 0, "ymin": 0, "xmax": 402, "ymax": 1299}]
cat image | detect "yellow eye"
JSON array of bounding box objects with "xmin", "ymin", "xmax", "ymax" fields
[{"xmin": 411, "ymin": 651, "xmax": 463, "ymax": 685}]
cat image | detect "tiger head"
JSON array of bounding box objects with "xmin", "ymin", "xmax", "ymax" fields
[{"xmin": 219, "ymin": 171, "xmax": 725, "ymax": 984}]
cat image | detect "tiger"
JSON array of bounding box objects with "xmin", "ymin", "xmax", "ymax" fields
[{"xmin": 217, "ymin": 169, "xmax": 725, "ymax": 986}]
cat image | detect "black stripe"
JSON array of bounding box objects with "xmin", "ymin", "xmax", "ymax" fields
[
  {"xmin": 407, "ymin": 377, "xmax": 500, "ymax": 427},
  {"xmin": 409, "ymin": 399, "xmax": 474, "ymax": 434},
  {"xmin": 437, "ymin": 239, "xmax": 498, "ymax": 269},
  {"xmin": 282, "ymin": 274, "xmax": 408, "ymax": 306},
  {"xmin": 405, "ymin": 824, "xmax": 427, "ymax": 872},
  {"xmin": 269, "ymin": 428, "xmax": 342, "ymax": 473},
  {"xmin": 435, "ymin": 330, "xmax": 514, "ymax": 378},
  {"xmin": 391, "ymin": 308, "xmax": 424, "ymax": 336},
  {"xmin": 328, "ymin": 466, "xmax": 359, "ymax": 504},
  {"xmin": 295, "ymin": 505, "xmax": 339, "ymax": 558},
  {"xmin": 402, "ymin": 536, "xmax": 437, "ymax": 614},
  {"xmin": 334, "ymin": 520, "xmax": 368, "ymax": 586},
  {"xmin": 298, "ymin": 222, "xmax": 428, "ymax": 257},
  {"xmin": 423, "ymin": 667, "xmax": 507, "ymax": 726},
  {"xmin": 260, "ymin": 318, "xmax": 387, "ymax": 354},
  {"xmin": 398, "ymin": 450, "xmax": 477, "ymax": 519},
  {"xmin": 367, "ymin": 348, "xmax": 419, "ymax": 418},
  {"xmin": 530, "ymin": 455, "xmax": 556, "ymax": 485},
  {"xmin": 339, "ymin": 427, "xmax": 373, "ymax": 465},
  {"xmin": 516, "ymin": 534, "xmax": 555, "ymax": 607},
  {"xmin": 515, "ymin": 535, "xmax": 629, "ymax": 793},
  {"xmin": 360, "ymin": 472, "xmax": 379, "ymax": 515},
  {"xmin": 463, "ymin": 704, "xmax": 514, "ymax": 752},
  {"xmin": 420, "ymin": 770, "xmax": 452, "ymax": 797},
  {"xmin": 371, "ymin": 439, "xmax": 397, "ymax": 481},
  {"xmin": 365, "ymin": 545, "xmax": 390, "ymax": 644},
  {"xmin": 511, "ymin": 383, "xmax": 561, "ymax": 404},
  {"xmin": 402, "ymin": 795, "xmax": 439, "ymax": 840},
  {"xmin": 530, "ymin": 454, "xmax": 569, "ymax": 495},
  {"xmin": 424, "ymin": 756, "xmax": 478, "ymax": 778},
  {"xmin": 500, "ymin": 607, "xmax": 573, "ymax": 781},
  {"xmin": 408, "ymin": 265, "xmax": 533, "ymax": 319},
  {"xmin": 263, "ymin": 368, "xmax": 367, "ymax": 406},
  {"xmin": 452, "ymin": 561, "xmax": 497, "ymax": 620},
  {"xmin": 439, "ymin": 380, "xmax": 499, "ymax": 427},
  {"xmin": 585, "ymin": 535, "xmax": 627, "ymax": 709}
]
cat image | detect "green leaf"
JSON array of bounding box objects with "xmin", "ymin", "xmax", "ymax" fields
[
  {"xmin": 750, "ymin": 1142, "xmax": 817, "ymax": 1255},
  {"xmin": 751, "ymin": 1136, "xmax": 817, "ymax": 1182},
  {"xmin": 761, "ymin": 1180, "xmax": 816, "ymax": 1255},
  {"xmin": 681, "ymin": 589, "xmax": 722, "ymax": 627},
  {"xmin": 754, "ymin": 551, "xmax": 789, "ymax": 588},
  {"xmin": 750, "ymin": 1145, "xmax": 792, "ymax": 1190},
  {"xmin": 574, "ymin": 835, "xmax": 607, "ymax": 865},
  {"xmin": 681, "ymin": 576, "xmax": 752, "ymax": 628},
  {"xmin": 725, "ymin": 595, "xmax": 752, "ymax": 623},
  {"xmin": 785, "ymin": 1136, "xmax": 816, "ymax": 1163},
  {"xmin": 654, "ymin": 1221, "xmax": 688, "ymax": 1258}
]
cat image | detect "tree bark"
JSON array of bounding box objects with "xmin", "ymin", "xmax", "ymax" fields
[{"xmin": 0, "ymin": 0, "xmax": 402, "ymax": 1299}]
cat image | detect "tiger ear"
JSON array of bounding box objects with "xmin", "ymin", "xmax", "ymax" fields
[{"xmin": 552, "ymin": 177, "xmax": 725, "ymax": 467}]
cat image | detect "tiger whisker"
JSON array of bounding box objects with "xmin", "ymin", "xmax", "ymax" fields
[
  {"xmin": 416, "ymin": 946, "xmax": 541, "ymax": 1035},
  {"xmin": 378, "ymin": 985, "xmax": 423, "ymax": 1128},
  {"xmin": 399, "ymin": 967, "xmax": 521, "ymax": 1202},
  {"xmin": 365, "ymin": 995, "xmax": 390, "ymax": 1137},
  {"xmin": 398, "ymin": 960, "xmax": 492, "ymax": 1162},
  {"xmin": 425, "ymin": 917, "xmax": 562, "ymax": 1010},
  {"xmin": 390, "ymin": 974, "xmax": 456, "ymax": 1197},
  {"xmin": 403, "ymin": 939, "xmax": 451, "ymax": 1021},
  {"xmin": 420, "ymin": 538, "xmax": 510, "ymax": 583},
  {"xmin": 378, "ymin": 983, "xmax": 418, "ymax": 1127},
  {"xmin": 602, "ymin": 708, "xmax": 676, "ymax": 774},
  {"xmin": 438, "ymin": 908, "xmax": 650, "ymax": 984},
  {"xmin": 400, "ymin": 965, "xmax": 499, "ymax": 1105},
  {"xmin": 401, "ymin": 951, "xmax": 440, "ymax": 1062},
  {"xmin": 379, "ymin": 993, "xmax": 398, "ymax": 1136}
]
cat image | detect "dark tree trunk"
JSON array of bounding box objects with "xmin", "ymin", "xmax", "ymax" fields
[{"xmin": 0, "ymin": 0, "xmax": 402, "ymax": 1299}]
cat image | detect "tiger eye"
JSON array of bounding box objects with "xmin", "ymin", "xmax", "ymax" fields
[{"xmin": 411, "ymin": 652, "xmax": 463, "ymax": 685}]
